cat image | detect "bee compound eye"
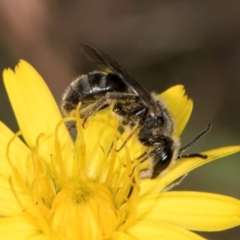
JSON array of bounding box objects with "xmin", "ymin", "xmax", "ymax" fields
[
  {"xmin": 151, "ymin": 151, "xmax": 172, "ymax": 179},
  {"xmin": 161, "ymin": 152, "xmax": 168, "ymax": 161},
  {"xmin": 151, "ymin": 140, "xmax": 174, "ymax": 178}
]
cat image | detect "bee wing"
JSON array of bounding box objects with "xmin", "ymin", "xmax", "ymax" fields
[{"xmin": 80, "ymin": 44, "xmax": 159, "ymax": 116}]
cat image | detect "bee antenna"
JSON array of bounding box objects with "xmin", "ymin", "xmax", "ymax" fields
[{"xmin": 178, "ymin": 124, "xmax": 212, "ymax": 154}]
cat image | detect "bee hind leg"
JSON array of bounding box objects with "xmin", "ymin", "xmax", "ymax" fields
[{"xmin": 82, "ymin": 92, "xmax": 138, "ymax": 127}]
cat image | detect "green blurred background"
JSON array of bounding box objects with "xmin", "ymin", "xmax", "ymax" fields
[{"xmin": 0, "ymin": 1, "xmax": 240, "ymax": 239}]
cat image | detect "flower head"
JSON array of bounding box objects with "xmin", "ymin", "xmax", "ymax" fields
[{"xmin": 1, "ymin": 60, "xmax": 240, "ymax": 239}]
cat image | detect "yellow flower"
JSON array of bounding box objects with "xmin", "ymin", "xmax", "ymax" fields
[{"xmin": 1, "ymin": 60, "xmax": 240, "ymax": 240}]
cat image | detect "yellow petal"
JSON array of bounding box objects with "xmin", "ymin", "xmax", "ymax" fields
[
  {"xmin": 140, "ymin": 146, "xmax": 240, "ymax": 195},
  {"xmin": 82, "ymin": 110, "xmax": 120, "ymax": 180},
  {"xmin": 0, "ymin": 216, "xmax": 39, "ymax": 240},
  {"xmin": 112, "ymin": 231, "xmax": 136, "ymax": 240},
  {"xmin": 137, "ymin": 191, "xmax": 240, "ymax": 231},
  {"xmin": 0, "ymin": 175, "xmax": 32, "ymax": 216},
  {"xmin": 3, "ymin": 61, "xmax": 61, "ymax": 146},
  {"xmin": 127, "ymin": 220, "xmax": 205, "ymax": 240},
  {"xmin": 160, "ymin": 85, "xmax": 193, "ymax": 137},
  {"xmin": 28, "ymin": 235, "xmax": 49, "ymax": 240},
  {"xmin": 3, "ymin": 61, "xmax": 74, "ymax": 176},
  {"xmin": 0, "ymin": 121, "xmax": 31, "ymax": 180}
]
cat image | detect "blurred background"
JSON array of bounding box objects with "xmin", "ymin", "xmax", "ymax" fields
[{"xmin": 0, "ymin": 1, "xmax": 240, "ymax": 239}]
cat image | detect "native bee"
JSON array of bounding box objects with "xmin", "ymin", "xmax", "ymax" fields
[{"xmin": 61, "ymin": 44, "xmax": 211, "ymax": 179}]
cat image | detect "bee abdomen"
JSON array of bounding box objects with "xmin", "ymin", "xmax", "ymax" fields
[{"xmin": 61, "ymin": 71, "xmax": 128, "ymax": 115}]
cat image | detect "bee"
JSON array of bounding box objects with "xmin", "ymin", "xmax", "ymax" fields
[{"xmin": 61, "ymin": 44, "xmax": 211, "ymax": 179}]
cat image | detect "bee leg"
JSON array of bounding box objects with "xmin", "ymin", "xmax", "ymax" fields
[
  {"xmin": 137, "ymin": 151, "xmax": 148, "ymax": 160},
  {"xmin": 115, "ymin": 125, "xmax": 139, "ymax": 152},
  {"xmin": 82, "ymin": 92, "xmax": 139, "ymax": 127},
  {"xmin": 122, "ymin": 106, "xmax": 148, "ymax": 125}
]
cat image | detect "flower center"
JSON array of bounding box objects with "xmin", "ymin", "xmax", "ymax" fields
[
  {"xmin": 73, "ymin": 185, "xmax": 92, "ymax": 203},
  {"xmin": 50, "ymin": 179, "xmax": 118, "ymax": 240}
]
